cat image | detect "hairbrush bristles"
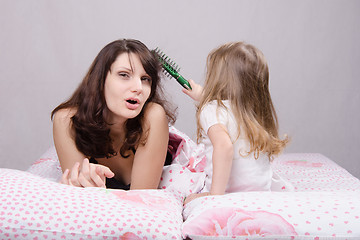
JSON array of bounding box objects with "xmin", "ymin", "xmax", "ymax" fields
[{"xmin": 154, "ymin": 48, "xmax": 191, "ymax": 90}]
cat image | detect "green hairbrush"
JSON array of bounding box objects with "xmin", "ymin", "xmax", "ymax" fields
[{"xmin": 154, "ymin": 48, "xmax": 192, "ymax": 90}]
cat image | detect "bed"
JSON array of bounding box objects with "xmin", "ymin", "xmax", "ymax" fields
[{"xmin": 1, "ymin": 126, "xmax": 359, "ymax": 240}]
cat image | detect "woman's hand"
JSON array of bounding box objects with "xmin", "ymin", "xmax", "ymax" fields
[
  {"xmin": 184, "ymin": 192, "xmax": 210, "ymax": 205},
  {"xmin": 60, "ymin": 158, "xmax": 114, "ymax": 188},
  {"xmin": 182, "ymin": 79, "xmax": 204, "ymax": 102}
]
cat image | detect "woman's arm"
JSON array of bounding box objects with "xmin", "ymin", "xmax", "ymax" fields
[
  {"xmin": 130, "ymin": 103, "xmax": 169, "ymax": 189},
  {"xmin": 53, "ymin": 108, "xmax": 85, "ymax": 171},
  {"xmin": 53, "ymin": 108, "xmax": 113, "ymax": 187},
  {"xmin": 208, "ymin": 123, "xmax": 234, "ymax": 195}
]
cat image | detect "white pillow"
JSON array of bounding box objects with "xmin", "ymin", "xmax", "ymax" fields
[{"xmin": 0, "ymin": 168, "xmax": 184, "ymax": 239}]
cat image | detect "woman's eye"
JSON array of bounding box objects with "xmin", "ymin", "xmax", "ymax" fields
[
  {"xmin": 118, "ymin": 72, "xmax": 130, "ymax": 78},
  {"xmin": 141, "ymin": 76, "xmax": 152, "ymax": 82}
]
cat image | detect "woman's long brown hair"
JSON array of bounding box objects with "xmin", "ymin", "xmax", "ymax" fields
[{"xmin": 52, "ymin": 39, "xmax": 176, "ymax": 158}]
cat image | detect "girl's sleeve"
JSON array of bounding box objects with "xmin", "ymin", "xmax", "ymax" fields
[{"xmin": 199, "ymin": 102, "xmax": 229, "ymax": 134}]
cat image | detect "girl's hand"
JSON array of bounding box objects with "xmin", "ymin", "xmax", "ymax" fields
[
  {"xmin": 184, "ymin": 192, "xmax": 210, "ymax": 205},
  {"xmin": 182, "ymin": 79, "xmax": 203, "ymax": 102},
  {"xmin": 60, "ymin": 158, "xmax": 114, "ymax": 188}
]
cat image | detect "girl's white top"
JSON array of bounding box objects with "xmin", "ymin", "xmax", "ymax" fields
[{"xmin": 199, "ymin": 100, "xmax": 273, "ymax": 193}]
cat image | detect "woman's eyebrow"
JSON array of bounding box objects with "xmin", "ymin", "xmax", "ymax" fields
[{"xmin": 115, "ymin": 66, "xmax": 133, "ymax": 72}]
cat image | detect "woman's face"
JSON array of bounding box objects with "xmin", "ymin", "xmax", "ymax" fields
[{"xmin": 104, "ymin": 52, "xmax": 152, "ymax": 124}]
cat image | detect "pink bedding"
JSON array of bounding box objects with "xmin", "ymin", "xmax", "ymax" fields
[
  {"xmin": 182, "ymin": 153, "xmax": 360, "ymax": 239},
  {"xmin": 1, "ymin": 127, "xmax": 359, "ymax": 239}
]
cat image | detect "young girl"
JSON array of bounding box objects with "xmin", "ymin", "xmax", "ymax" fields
[
  {"xmin": 183, "ymin": 42, "xmax": 289, "ymax": 203},
  {"xmin": 52, "ymin": 39, "xmax": 176, "ymax": 189}
]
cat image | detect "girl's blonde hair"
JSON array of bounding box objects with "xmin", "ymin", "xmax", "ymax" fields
[{"xmin": 196, "ymin": 42, "xmax": 288, "ymax": 160}]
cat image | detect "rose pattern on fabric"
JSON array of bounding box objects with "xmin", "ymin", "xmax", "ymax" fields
[
  {"xmin": 187, "ymin": 156, "xmax": 206, "ymax": 173},
  {"xmin": 183, "ymin": 207, "xmax": 297, "ymax": 237},
  {"xmin": 109, "ymin": 190, "xmax": 174, "ymax": 211},
  {"xmin": 120, "ymin": 232, "xmax": 142, "ymax": 239}
]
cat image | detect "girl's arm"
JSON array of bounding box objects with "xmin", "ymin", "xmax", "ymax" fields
[
  {"xmin": 53, "ymin": 108, "xmax": 113, "ymax": 187},
  {"xmin": 208, "ymin": 123, "xmax": 234, "ymax": 195},
  {"xmin": 130, "ymin": 103, "xmax": 169, "ymax": 189},
  {"xmin": 184, "ymin": 123, "xmax": 233, "ymax": 205}
]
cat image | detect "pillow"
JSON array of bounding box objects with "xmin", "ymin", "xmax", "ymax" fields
[
  {"xmin": 0, "ymin": 168, "xmax": 184, "ymax": 239},
  {"xmin": 182, "ymin": 191, "xmax": 360, "ymax": 239},
  {"xmin": 27, "ymin": 146, "xmax": 62, "ymax": 182},
  {"xmin": 182, "ymin": 153, "xmax": 360, "ymax": 239}
]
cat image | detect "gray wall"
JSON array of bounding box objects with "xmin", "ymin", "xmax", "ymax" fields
[{"xmin": 1, "ymin": 0, "xmax": 359, "ymax": 178}]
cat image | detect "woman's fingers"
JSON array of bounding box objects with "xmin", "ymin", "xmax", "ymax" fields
[
  {"xmin": 78, "ymin": 158, "xmax": 97, "ymax": 187},
  {"xmin": 80, "ymin": 158, "xmax": 91, "ymax": 179},
  {"xmin": 69, "ymin": 162, "xmax": 82, "ymax": 187},
  {"xmin": 102, "ymin": 166, "xmax": 115, "ymax": 178},
  {"xmin": 60, "ymin": 159, "xmax": 115, "ymax": 188},
  {"xmin": 78, "ymin": 172, "xmax": 96, "ymax": 187},
  {"xmin": 60, "ymin": 169, "xmax": 70, "ymax": 184},
  {"xmin": 90, "ymin": 165, "xmax": 107, "ymax": 188},
  {"xmin": 79, "ymin": 158, "xmax": 108, "ymax": 187},
  {"xmin": 95, "ymin": 166, "xmax": 106, "ymax": 185},
  {"xmin": 94, "ymin": 165, "xmax": 115, "ymax": 188}
]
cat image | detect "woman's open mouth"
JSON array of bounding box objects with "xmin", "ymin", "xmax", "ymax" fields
[{"xmin": 125, "ymin": 98, "xmax": 140, "ymax": 110}]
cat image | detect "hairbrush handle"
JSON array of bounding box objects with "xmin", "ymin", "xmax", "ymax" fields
[
  {"xmin": 162, "ymin": 62, "xmax": 192, "ymax": 90},
  {"xmin": 177, "ymin": 75, "xmax": 192, "ymax": 90},
  {"xmin": 155, "ymin": 48, "xmax": 192, "ymax": 90}
]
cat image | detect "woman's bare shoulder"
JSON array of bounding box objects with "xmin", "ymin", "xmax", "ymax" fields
[
  {"xmin": 53, "ymin": 107, "xmax": 77, "ymax": 125},
  {"xmin": 142, "ymin": 103, "xmax": 168, "ymax": 135},
  {"xmin": 144, "ymin": 102, "xmax": 167, "ymax": 119}
]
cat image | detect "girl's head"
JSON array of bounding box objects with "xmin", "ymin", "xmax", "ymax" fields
[
  {"xmin": 52, "ymin": 39, "xmax": 176, "ymax": 158},
  {"xmin": 198, "ymin": 42, "xmax": 288, "ymax": 159},
  {"xmin": 202, "ymin": 42, "xmax": 269, "ymax": 108}
]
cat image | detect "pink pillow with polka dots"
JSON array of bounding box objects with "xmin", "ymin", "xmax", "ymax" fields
[{"xmin": 0, "ymin": 168, "xmax": 184, "ymax": 239}]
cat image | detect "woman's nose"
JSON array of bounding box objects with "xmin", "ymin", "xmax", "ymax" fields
[{"xmin": 131, "ymin": 77, "xmax": 143, "ymax": 93}]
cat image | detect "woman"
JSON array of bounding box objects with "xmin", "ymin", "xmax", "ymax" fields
[{"xmin": 52, "ymin": 39, "xmax": 176, "ymax": 189}]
